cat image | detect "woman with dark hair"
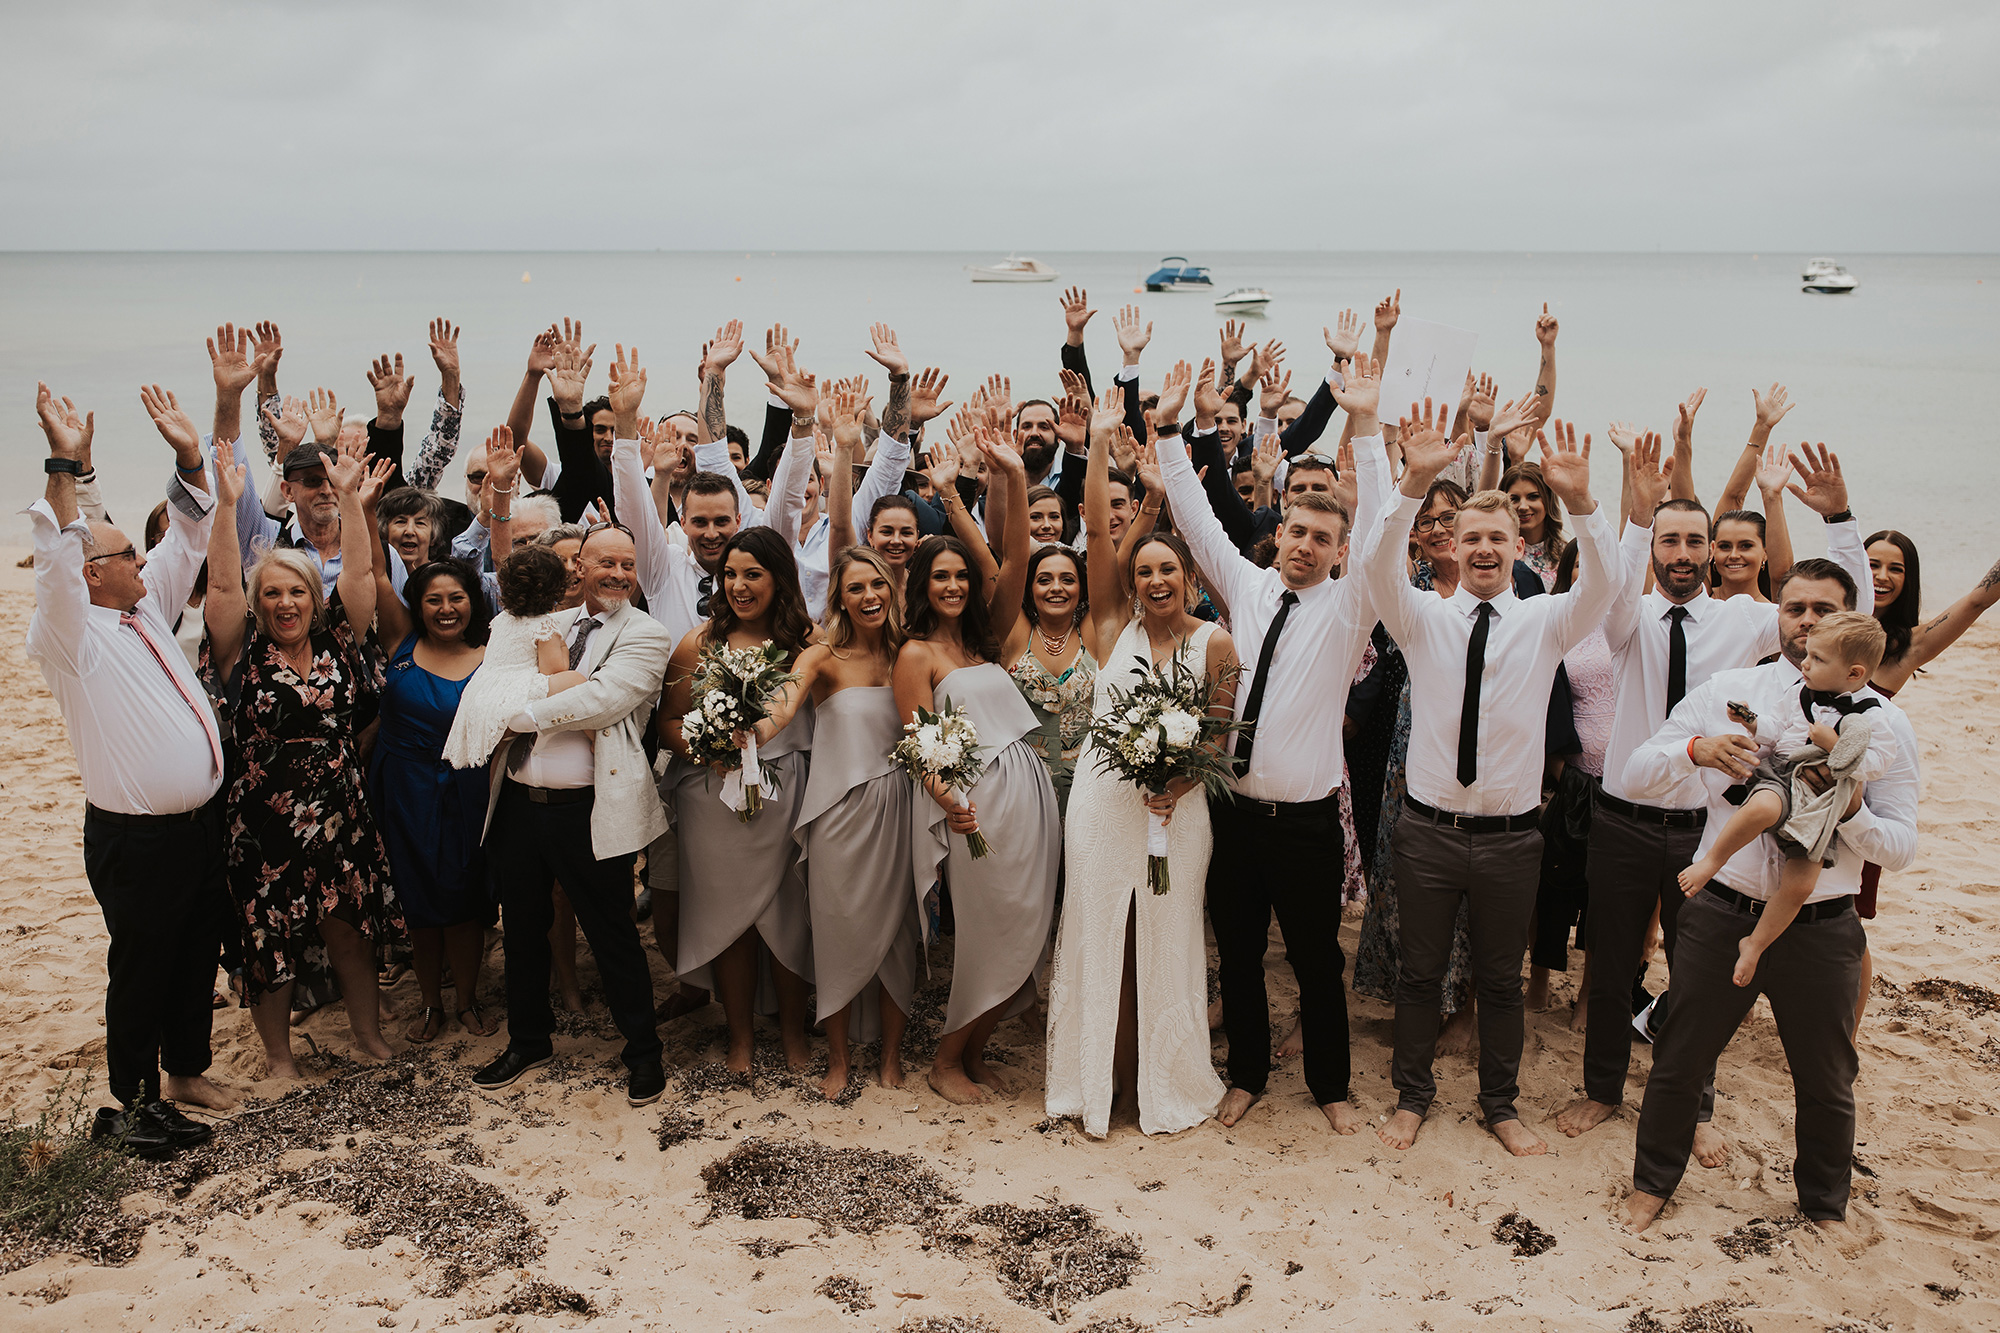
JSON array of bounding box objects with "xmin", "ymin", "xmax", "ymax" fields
[
  {"xmin": 1867, "ymin": 529, "xmax": 2000, "ymax": 696},
  {"xmin": 1024, "ymin": 484, "xmax": 1066, "ymax": 546},
  {"xmin": 1706, "ymin": 437, "xmax": 1796, "ymax": 602},
  {"xmin": 368, "ymin": 556, "xmax": 495, "ymax": 1041},
  {"xmin": 998, "ymin": 543, "xmax": 1096, "ymax": 813},
  {"xmin": 662, "ymin": 524, "xmax": 818, "ymax": 1073},
  {"xmin": 894, "ymin": 428, "xmax": 1061, "ymax": 1106},
  {"xmin": 1499, "ymin": 460, "xmax": 1567, "ymax": 589}
]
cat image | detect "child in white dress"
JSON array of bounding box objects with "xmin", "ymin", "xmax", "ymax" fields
[{"xmin": 443, "ymin": 545, "xmax": 584, "ymax": 770}]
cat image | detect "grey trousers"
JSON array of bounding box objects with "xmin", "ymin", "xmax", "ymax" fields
[
  {"xmin": 1582, "ymin": 803, "xmax": 1715, "ymax": 1119},
  {"xmin": 1632, "ymin": 886, "xmax": 1864, "ymax": 1220},
  {"xmin": 1390, "ymin": 812, "xmax": 1542, "ymax": 1124}
]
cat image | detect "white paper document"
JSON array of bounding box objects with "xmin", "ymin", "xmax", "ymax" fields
[{"xmin": 1378, "ymin": 317, "xmax": 1479, "ymax": 424}]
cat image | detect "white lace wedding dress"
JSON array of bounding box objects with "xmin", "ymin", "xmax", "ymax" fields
[
  {"xmin": 1045, "ymin": 618, "xmax": 1226, "ymax": 1136},
  {"xmin": 441, "ymin": 610, "xmax": 561, "ymax": 770}
]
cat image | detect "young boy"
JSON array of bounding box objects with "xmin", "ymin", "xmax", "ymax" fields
[{"xmin": 1677, "ymin": 610, "xmax": 1892, "ymax": 986}]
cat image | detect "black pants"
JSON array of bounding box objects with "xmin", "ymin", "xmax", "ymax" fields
[
  {"xmin": 82, "ymin": 801, "xmax": 230, "ymax": 1106},
  {"xmin": 1582, "ymin": 803, "xmax": 1713, "ymax": 1117},
  {"xmin": 1530, "ymin": 768, "xmax": 1596, "ymax": 971},
  {"xmin": 489, "ymin": 783, "xmax": 660, "ymax": 1068},
  {"xmin": 1206, "ymin": 793, "xmax": 1350, "ymax": 1106},
  {"xmin": 1389, "ymin": 812, "xmax": 1541, "ymax": 1124},
  {"xmin": 1633, "ymin": 887, "xmax": 1864, "ymax": 1219}
]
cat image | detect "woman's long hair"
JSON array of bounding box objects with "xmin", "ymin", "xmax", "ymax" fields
[
  {"xmin": 1125, "ymin": 531, "xmax": 1205, "ymax": 614},
  {"xmin": 1709, "ymin": 510, "xmax": 1771, "ymax": 600},
  {"xmin": 1866, "ymin": 528, "xmax": 1921, "ymax": 665},
  {"xmin": 1499, "ymin": 460, "xmax": 1568, "ymax": 566},
  {"xmin": 904, "ymin": 534, "xmax": 998, "ymax": 662},
  {"xmin": 1022, "ymin": 544, "xmax": 1087, "ymax": 627},
  {"xmin": 822, "ymin": 545, "xmax": 905, "ymax": 656},
  {"xmin": 707, "ymin": 526, "xmax": 814, "ymax": 659},
  {"xmin": 405, "ymin": 559, "xmax": 492, "ymax": 648}
]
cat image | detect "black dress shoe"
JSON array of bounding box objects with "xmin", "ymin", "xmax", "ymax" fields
[
  {"xmin": 635, "ymin": 886, "xmax": 653, "ymax": 921},
  {"xmin": 139, "ymin": 1101, "xmax": 215, "ymax": 1149},
  {"xmin": 90, "ymin": 1105, "xmax": 178, "ymax": 1159},
  {"xmin": 626, "ymin": 1057, "xmax": 667, "ymax": 1107},
  {"xmin": 473, "ymin": 1046, "xmax": 552, "ymax": 1093}
]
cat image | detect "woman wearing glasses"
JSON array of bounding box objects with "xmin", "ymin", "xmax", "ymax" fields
[{"xmin": 661, "ymin": 526, "xmax": 819, "ymax": 1075}]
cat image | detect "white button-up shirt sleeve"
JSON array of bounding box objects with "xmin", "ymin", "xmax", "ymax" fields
[
  {"xmin": 695, "ymin": 440, "xmax": 759, "ymax": 527},
  {"xmin": 1545, "ymin": 506, "xmax": 1621, "ymax": 655},
  {"xmin": 25, "ymin": 499, "xmax": 96, "ymax": 678},
  {"xmin": 1157, "ymin": 433, "xmax": 1257, "ymax": 617},
  {"xmin": 763, "ymin": 434, "xmax": 815, "ymax": 544},
  {"xmin": 614, "ymin": 436, "xmax": 688, "ymax": 610}
]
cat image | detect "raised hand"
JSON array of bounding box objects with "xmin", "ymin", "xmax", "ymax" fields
[
  {"xmin": 1488, "ymin": 394, "xmax": 1537, "ymax": 442},
  {"xmin": 429, "ymin": 318, "xmax": 462, "ymax": 400},
  {"xmin": 55, "ymin": 392, "xmax": 96, "ymax": 472},
  {"xmin": 1089, "ymin": 384, "xmax": 1126, "ymax": 438},
  {"xmin": 306, "ymin": 388, "xmax": 343, "ymax": 446},
  {"xmin": 1331, "ymin": 435, "xmax": 1358, "ymax": 517},
  {"xmin": 768, "ymin": 357, "xmax": 820, "ymax": 422},
  {"xmin": 747, "ymin": 322, "xmax": 798, "ymax": 385},
  {"xmin": 1785, "ymin": 442, "xmax": 1848, "ymax": 517},
  {"xmin": 1260, "ymin": 367, "xmax": 1293, "ymax": 417},
  {"xmin": 1056, "ymin": 391, "xmax": 1089, "ymax": 451},
  {"xmin": 1628, "ymin": 430, "xmax": 1673, "ymax": 517},
  {"xmin": 1753, "ymin": 442, "xmax": 1792, "ymax": 499},
  {"xmin": 1536, "ymin": 418, "xmax": 1596, "ymax": 512},
  {"xmin": 208, "ymin": 323, "xmax": 257, "ymax": 396},
  {"xmin": 1605, "ymin": 420, "xmax": 1642, "ymax": 459},
  {"xmin": 1192, "ymin": 357, "xmax": 1223, "ymax": 423},
  {"xmin": 37, "ymin": 383, "xmax": 88, "ymax": 459},
  {"xmin": 1751, "ymin": 382, "xmax": 1793, "ymax": 433},
  {"xmin": 910, "ymin": 367, "xmax": 952, "ymax": 427},
  {"xmin": 212, "ymin": 436, "xmax": 246, "ymax": 507},
  {"xmin": 1115, "ymin": 305, "xmax": 1152, "ymax": 365},
  {"xmin": 1467, "ymin": 372, "xmax": 1497, "ymax": 430},
  {"xmin": 139, "ymin": 384, "xmax": 199, "ymax": 458},
  {"xmin": 829, "ymin": 381, "xmax": 869, "ymax": 450},
  {"xmin": 1374, "ymin": 288, "xmax": 1401, "ymax": 334},
  {"xmin": 1109, "ymin": 423, "xmax": 1139, "ymax": 475},
  {"xmin": 368, "ymin": 352, "xmax": 415, "ymax": 427},
  {"xmin": 982, "ymin": 373, "xmax": 1013, "ymax": 421},
  {"xmin": 1251, "ymin": 433, "xmax": 1282, "ymax": 484},
  {"xmin": 486, "ymin": 425, "xmax": 522, "ymax": 493},
  {"xmin": 1253, "ymin": 339, "xmax": 1286, "ymax": 383},
  {"xmin": 923, "ymin": 432, "xmax": 962, "ymax": 491},
  {"xmin": 1535, "ymin": 302, "xmax": 1559, "ymax": 346},
  {"xmin": 1154, "ymin": 359, "xmax": 1192, "ymax": 426},
  {"xmin": 1219, "ymin": 319, "xmax": 1248, "ymax": 370},
  {"xmin": 1395, "ymin": 397, "xmax": 1458, "ymax": 483},
  {"xmin": 528, "ymin": 324, "xmax": 560, "ymax": 375},
  {"xmin": 1674, "ymin": 386, "xmax": 1706, "ymax": 450},
  {"xmin": 1324, "ymin": 309, "xmax": 1362, "ymax": 361},
  {"xmin": 548, "ymin": 333, "xmax": 594, "ymax": 416},
  {"xmin": 1327, "ymin": 350, "xmax": 1380, "ymax": 420},
  {"xmin": 327, "ymin": 444, "xmax": 366, "ymax": 495},
  {"xmin": 608, "ymin": 343, "xmax": 648, "ymax": 433},
  {"xmin": 864, "ymin": 322, "xmax": 909, "ymax": 377},
  {"xmin": 1134, "ymin": 437, "xmax": 1164, "ymax": 493},
  {"xmin": 704, "ymin": 320, "xmax": 745, "ymax": 377},
  {"xmin": 357, "ymin": 457, "xmax": 396, "ymax": 512},
  {"xmin": 973, "ymin": 423, "xmax": 1025, "ymax": 476},
  {"xmin": 250, "ymin": 321, "xmax": 284, "ymax": 387},
  {"xmin": 1061, "ymin": 286, "xmax": 1095, "ymax": 344}
]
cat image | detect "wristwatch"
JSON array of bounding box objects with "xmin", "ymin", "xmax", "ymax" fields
[
  {"xmin": 1821, "ymin": 509, "xmax": 1854, "ymax": 524},
  {"xmin": 44, "ymin": 457, "xmax": 82, "ymax": 475}
]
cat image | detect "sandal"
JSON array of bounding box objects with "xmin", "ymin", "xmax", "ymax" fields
[
  {"xmin": 458, "ymin": 1006, "xmax": 495, "ymax": 1037},
  {"xmin": 405, "ymin": 1006, "xmax": 445, "ymax": 1044}
]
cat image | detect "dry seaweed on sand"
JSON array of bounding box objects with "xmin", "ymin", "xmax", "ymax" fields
[
  {"xmin": 1075, "ymin": 1317, "xmax": 1151, "ymax": 1332},
  {"xmin": 1624, "ymin": 1300, "xmax": 1754, "ymax": 1333},
  {"xmin": 1712, "ymin": 1214, "xmax": 1807, "ymax": 1260},
  {"xmin": 472, "ymin": 1279, "xmax": 599, "ymax": 1318},
  {"xmin": 816, "ymin": 1273, "xmax": 875, "ymax": 1312},
  {"xmin": 675, "ymin": 1043, "xmax": 866, "ymax": 1107},
  {"xmin": 1906, "ymin": 977, "xmax": 2000, "ymax": 1015},
  {"xmin": 932, "ymin": 1201, "xmax": 1145, "ymax": 1322},
  {"xmin": 1491, "ymin": 1211, "xmax": 1556, "ymax": 1257},
  {"xmin": 898, "ymin": 1318, "xmax": 1000, "ymax": 1333},
  {"xmin": 655, "ymin": 1107, "xmax": 710, "ymax": 1149},
  {"xmin": 0, "ymin": 1075, "xmax": 143, "ymax": 1273},
  {"xmin": 700, "ymin": 1136, "xmax": 962, "ymax": 1235}
]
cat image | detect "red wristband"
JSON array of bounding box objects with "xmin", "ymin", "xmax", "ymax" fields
[{"xmin": 1687, "ymin": 735, "xmax": 1702, "ymax": 763}]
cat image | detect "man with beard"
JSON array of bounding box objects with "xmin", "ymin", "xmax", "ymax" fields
[
  {"xmin": 1554, "ymin": 435, "xmax": 1871, "ymax": 1161},
  {"xmin": 1618, "ymin": 557, "xmax": 1915, "ymax": 1244}
]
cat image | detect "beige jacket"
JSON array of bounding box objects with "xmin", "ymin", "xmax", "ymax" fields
[{"xmin": 481, "ymin": 601, "xmax": 674, "ymax": 858}]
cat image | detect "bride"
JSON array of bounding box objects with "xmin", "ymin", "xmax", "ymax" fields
[{"xmin": 1045, "ymin": 391, "xmax": 1239, "ymax": 1136}]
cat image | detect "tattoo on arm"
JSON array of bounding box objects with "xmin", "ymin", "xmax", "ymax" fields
[
  {"xmin": 700, "ymin": 372, "xmax": 727, "ymax": 445},
  {"xmin": 1535, "ymin": 352, "xmax": 1553, "ymax": 395},
  {"xmin": 1920, "ymin": 612, "xmax": 1951, "ymax": 634},
  {"xmin": 883, "ymin": 377, "xmax": 911, "ymax": 441},
  {"xmin": 1980, "ymin": 556, "xmax": 2000, "ymax": 591}
]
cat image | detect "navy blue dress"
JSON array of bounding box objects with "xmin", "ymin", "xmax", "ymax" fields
[{"xmin": 368, "ymin": 635, "xmax": 491, "ymax": 930}]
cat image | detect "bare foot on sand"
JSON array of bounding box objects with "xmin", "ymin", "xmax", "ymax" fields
[
  {"xmin": 1693, "ymin": 1122, "xmax": 1731, "ymax": 1168},
  {"xmin": 353, "ymin": 1032, "xmax": 394, "ymax": 1062},
  {"xmin": 1320, "ymin": 1100, "xmax": 1364, "ymax": 1135},
  {"xmin": 927, "ymin": 1065, "xmax": 991, "ymax": 1105},
  {"xmin": 1491, "ymin": 1118, "xmax": 1547, "ymax": 1157},
  {"xmin": 558, "ymin": 987, "xmax": 587, "ymax": 1014},
  {"xmin": 1526, "ymin": 967, "xmax": 1551, "ymax": 1011},
  {"xmin": 1555, "ymin": 1096, "xmax": 1620, "ymax": 1137},
  {"xmin": 725, "ymin": 1034, "xmax": 754, "ymax": 1075},
  {"xmin": 1217, "ymin": 1088, "xmax": 1260, "ymax": 1128},
  {"xmin": 1569, "ymin": 990, "xmax": 1590, "ymax": 1033},
  {"xmin": 1207, "ymin": 996, "xmax": 1224, "ymax": 1031},
  {"xmin": 783, "ymin": 1030, "xmax": 812, "ymax": 1074},
  {"xmin": 1378, "ymin": 1109, "xmax": 1423, "ymax": 1150},
  {"xmin": 1436, "ymin": 1006, "xmax": 1476, "ymax": 1058},
  {"xmin": 819, "ymin": 1060, "xmax": 850, "ymax": 1101},
  {"xmin": 264, "ymin": 1055, "xmax": 301, "ymax": 1082},
  {"xmin": 165, "ymin": 1074, "xmax": 238, "ymax": 1112},
  {"xmin": 1623, "ymin": 1189, "xmax": 1667, "ymax": 1234},
  {"xmin": 963, "ymin": 1054, "xmax": 1013, "ymax": 1094},
  {"xmin": 1110, "ymin": 1089, "xmax": 1140, "ymax": 1124},
  {"xmin": 1276, "ymin": 1015, "xmax": 1304, "ymax": 1060}
]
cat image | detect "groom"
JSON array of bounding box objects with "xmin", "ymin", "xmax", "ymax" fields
[{"xmin": 1157, "ymin": 353, "xmax": 1386, "ymax": 1133}]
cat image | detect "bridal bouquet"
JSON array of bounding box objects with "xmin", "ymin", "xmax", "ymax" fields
[
  {"xmin": 895, "ymin": 702, "xmax": 990, "ymax": 859},
  {"xmin": 679, "ymin": 641, "xmax": 798, "ymax": 821},
  {"xmin": 1088, "ymin": 646, "xmax": 1241, "ymax": 894}
]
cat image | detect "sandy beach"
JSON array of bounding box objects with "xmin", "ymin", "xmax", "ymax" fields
[{"xmin": 2, "ymin": 548, "xmax": 1995, "ymax": 1332}]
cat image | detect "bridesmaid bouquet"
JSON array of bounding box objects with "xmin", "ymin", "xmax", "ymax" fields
[
  {"xmin": 1089, "ymin": 647, "xmax": 1241, "ymax": 894},
  {"xmin": 895, "ymin": 703, "xmax": 990, "ymax": 859},
  {"xmin": 679, "ymin": 641, "xmax": 797, "ymax": 821}
]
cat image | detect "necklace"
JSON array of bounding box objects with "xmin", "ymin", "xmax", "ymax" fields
[{"xmin": 1038, "ymin": 617, "xmax": 1072, "ymax": 658}]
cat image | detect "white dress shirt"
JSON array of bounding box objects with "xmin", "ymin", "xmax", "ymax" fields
[
  {"xmin": 1362, "ymin": 492, "xmax": 1621, "ymax": 816},
  {"xmin": 1157, "ymin": 430, "xmax": 1386, "ymax": 804},
  {"xmin": 25, "ymin": 482, "xmax": 224, "ymax": 815},
  {"xmin": 507, "ymin": 607, "xmax": 601, "ymax": 789},
  {"xmin": 794, "ymin": 431, "xmax": 909, "ymax": 621},
  {"xmin": 1598, "ymin": 517, "xmax": 1872, "ymax": 808},
  {"xmin": 1622, "ymin": 659, "xmax": 1918, "ymax": 902}
]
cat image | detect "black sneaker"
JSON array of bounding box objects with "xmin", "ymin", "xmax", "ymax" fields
[
  {"xmin": 139, "ymin": 1101, "xmax": 215, "ymax": 1149},
  {"xmin": 626, "ymin": 1057, "xmax": 667, "ymax": 1107},
  {"xmin": 635, "ymin": 886, "xmax": 653, "ymax": 921},
  {"xmin": 473, "ymin": 1046, "xmax": 553, "ymax": 1094},
  {"xmin": 90, "ymin": 1105, "xmax": 178, "ymax": 1159}
]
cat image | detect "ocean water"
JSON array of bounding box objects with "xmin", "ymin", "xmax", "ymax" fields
[{"xmin": 3, "ymin": 250, "xmax": 1996, "ymax": 592}]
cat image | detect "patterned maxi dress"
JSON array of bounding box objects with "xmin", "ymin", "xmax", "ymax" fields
[
  {"xmin": 208, "ymin": 620, "xmax": 404, "ymax": 998},
  {"xmin": 1009, "ymin": 645, "xmax": 1098, "ymax": 817}
]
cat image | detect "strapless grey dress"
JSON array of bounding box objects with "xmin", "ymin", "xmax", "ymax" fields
[
  {"xmin": 794, "ymin": 686, "xmax": 919, "ymax": 1043},
  {"xmin": 673, "ymin": 700, "xmax": 815, "ymax": 993},
  {"xmin": 913, "ymin": 662, "xmax": 1061, "ymax": 1036}
]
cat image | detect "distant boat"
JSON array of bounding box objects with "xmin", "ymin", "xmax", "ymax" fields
[
  {"xmin": 521, "ymin": 270, "xmax": 532, "ymax": 283},
  {"xmin": 1802, "ymin": 258, "xmax": 1857, "ymax": 293},
  {"xmin": 1145, "ymin": 257, "xmax": 1214, "ymax": 292},
  {"xmin": 966, "ymin": 255, "xmax": 1059, "ymax": 283},
  {"xmin": 1213, "ymin": 287, "xmax": 1271, "ymax": 315}
]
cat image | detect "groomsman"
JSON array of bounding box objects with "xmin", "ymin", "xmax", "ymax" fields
[{"xmin": 1359, "ymin": 406, "xmax": 1619, "ymax": 1156}]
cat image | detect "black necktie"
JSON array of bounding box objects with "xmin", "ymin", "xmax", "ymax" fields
[
  {"xmin": 1234, "ymin": 590, "xmax": 1298, "ymax": 771},
  {"xmin": 1666, "ymin": 605, "xmax": 1690, "ymax": 714},
  {"xmin": 1457, "ymin": 602, "xmax": 1494, "ymax": 787},
  {"xmin": 1802, "ymin": 685, "xmax": 1879, "ymax": 717}
]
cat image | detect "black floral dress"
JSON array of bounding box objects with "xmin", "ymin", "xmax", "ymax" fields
[{"xmin": 206, "ymin": 619, "xmax": 404, "ymax": 998}]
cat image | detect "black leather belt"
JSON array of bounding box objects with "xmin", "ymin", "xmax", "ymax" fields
[
  {"xmin": 507, "ymin": 781, "xmax": 593, "ymax": 806},
  {"xmin": 1403, "ymin": 795, "xmax": 1538, "ymax": 835},
  {"xmin": 85, "ymin": 802, "xmax": 211, "ymax": 828},
  {"xmin": 1226, "ymin": 790, "xmax": 1341, "ymax": 818},
  {"xmin": 1596, "ymin": 790, "xmax": 1707, "ymax": 829},
  {"xmin": 1707, "ymin": 881, "xmax": 1853, "ymax": 922}
]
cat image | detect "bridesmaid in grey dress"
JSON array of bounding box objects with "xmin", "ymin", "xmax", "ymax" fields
[
  {"xmin": 894, "ymin": 429, "xmax": 1061, "ymax": 1107},
  {"xmin": 754, "ymin": 547, "xmax": 921, "ymax": 1098},
  {"xmin": 661, "ymin": 527, "xmax": 818, "ymax": 1074}
]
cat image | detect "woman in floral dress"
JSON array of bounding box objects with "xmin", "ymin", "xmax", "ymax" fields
[
  {"xmin": 1001, "ymin": 545, "xmax": 1098, "ymax": 816},
  {"xmin": 203, "ymin": 441, "xmax": 402, "ymax": 1079}
]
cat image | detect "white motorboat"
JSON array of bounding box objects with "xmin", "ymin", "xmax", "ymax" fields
[
  {"xmin": 1214, "ymin": 287, "xmax": 1271, "ymax": 315},
  {"xmin": 966, "ymin": 255, "xmax": 1059, "ymax": 283},
  {"xmin": 1802, "ymin": 258, "xmax": 1858, "ymax": 293}
]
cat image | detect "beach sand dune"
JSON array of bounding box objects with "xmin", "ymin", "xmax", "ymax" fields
[{"xmin": 2, "ymin": 552, "xmax": 1996, "ymax": 1331}]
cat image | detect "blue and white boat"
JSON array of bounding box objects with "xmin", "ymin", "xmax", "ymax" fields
[{"xmin": 1144, "ymin": 257, "xmax": 1213, "ymax": 292}]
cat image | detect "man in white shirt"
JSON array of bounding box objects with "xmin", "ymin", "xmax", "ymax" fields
[
  {"xmin": 1558, "ymin": 439, "xmax": 1871, "ymax": 1153},
  {"xmin": 1359, "ymin": 409, "xmax": 1620, "ymax": 1157},
  {"xmin": 1157, "ymin": 355, "xmax": 1387, "ymax": 1135},
  {"xmin": 25, "ymin": 382, "xmax": 234, "ymax": 1157},
  {"xmin": 1618, "ymin": 559, "xmax": 1914, "ymax": 1239}
]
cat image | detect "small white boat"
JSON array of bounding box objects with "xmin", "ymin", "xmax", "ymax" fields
[
  {"xmin": 1214, "ymin": 287, "xmax": 1272, "ymax": 315},
  {"xmin": 966, "ymin": 255, "xmax": 1059, "ymax": 283},
  {"xmin": 1802, "ymin": 258, "xmax": 1858, "ymax": 293}
]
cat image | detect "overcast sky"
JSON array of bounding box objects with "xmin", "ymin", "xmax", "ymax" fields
[{"xmin": 3, "ymin": 0, "xmax": 1994, "ymax": 251}]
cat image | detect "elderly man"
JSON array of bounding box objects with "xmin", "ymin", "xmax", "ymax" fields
[{"xmin": 25, "ymin": 382, "xmax": 234, "ymax": 1157}]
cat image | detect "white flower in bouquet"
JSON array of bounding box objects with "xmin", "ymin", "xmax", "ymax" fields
[{"xmin": 1159, "ymin": 708, "xmax": 1201, "ymax": 748}]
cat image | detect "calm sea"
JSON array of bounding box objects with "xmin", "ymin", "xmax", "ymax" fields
[{"xmin": 3, "ymin": 251, "xmax": 1995, "ymax": 592}]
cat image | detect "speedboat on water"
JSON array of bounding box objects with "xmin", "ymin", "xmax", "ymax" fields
[
  {"xmin": 1213, "ymin": 287, "xmax": 1271, "ymax": 315},
  {"xmin": 966, "ymin": 255, "xmax": 1059, "ymax": 283},
  {"xmin": 1802, "ymin": 258, "xmax": 1858, "ymax": 293},
  {"xmin": 1144, "ymin": 257, "xmax": 1213, "ymax": 291}
]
